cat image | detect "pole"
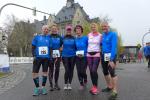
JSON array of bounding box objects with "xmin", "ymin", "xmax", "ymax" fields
[
  {"xmin": 142, "ymin": 29, "xmax": 150, "ymax": 47},
  {"xmin": 0, "ymin": 3, "xmax": 51, "ymax": 17}
]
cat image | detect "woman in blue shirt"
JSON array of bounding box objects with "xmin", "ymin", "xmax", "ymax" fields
[
  {"xmin": 62, "ymin": 25, "xmax": 76, "ymax": 90},
  {"xmin": 74, "ymin": 25, "xmax": 88, "ymax": 90},
  {"xmin": 49, "ymin": 24, "xmax": 63, "ymax": 91}
]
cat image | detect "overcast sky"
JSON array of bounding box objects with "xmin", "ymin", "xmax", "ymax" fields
[{"xmin": 0, "ymin": 0, "xmax": 150, "ymax": 46}]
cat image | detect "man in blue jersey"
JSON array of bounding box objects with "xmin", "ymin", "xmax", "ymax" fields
[
  {"xmin": 49, "ymin": 24, "xmax": 63, "ymax": 91},
  {"xmin": 101, "ymin": 22, "xmax": 118, "ymax": 99},
  {"xmin": 32, "ymin": 25, "xmax": 51, "ymax": 96},
  {"xmin": 144, "ymin": 42, "xmax": 150, "ymax": 68}
]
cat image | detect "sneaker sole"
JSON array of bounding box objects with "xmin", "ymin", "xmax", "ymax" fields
[
  {"xmin": 32, "ymin": 94, "xmax": 39, "ymax": 96},
  {"xmin": 89, "ymin": 91, "xmax": 99, "ymax": 95}
]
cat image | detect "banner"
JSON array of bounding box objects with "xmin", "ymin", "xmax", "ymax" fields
[
  {"xmin": 9, "ymin": 57, "xmax": 33, "ymax": 64},
  {"xmin": 0, "ymin": 54, "xmax": 10, "ymax": 72}
]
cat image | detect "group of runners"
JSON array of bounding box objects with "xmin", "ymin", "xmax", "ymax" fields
[{"xmin": 31, "ymin": 22, "xmax": 118, "ymax": 99}]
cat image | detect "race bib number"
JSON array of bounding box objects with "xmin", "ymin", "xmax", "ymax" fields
[
  {"xmin": 39, "ymin": 47, "xmax": 48, "ymax": 55},
  {"xmin": 52, "ymin": 50, "xmax": 60, "ymax": 58},
  {"xmin": 76, "ymin": 50, "xmax": 84, "ymax": 56},
  {"xmin": 104, "ymin": 53, "xmax": 111, "ymax": 61}
]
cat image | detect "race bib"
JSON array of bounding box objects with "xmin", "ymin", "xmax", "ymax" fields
[
  {"xmin": 39, "ymin": 47, "xmax": 48, "ymax": 55},
  {"xmin": 76, "ymin": 50, "xmax": 84, "ymax": 56},
  {"xmin": 52, "ymin": 50, "xmax": 60, "ymax": 58},
  {"xmin": 104, "ymin": 53, "xmax": 111, "ymax": 61}
]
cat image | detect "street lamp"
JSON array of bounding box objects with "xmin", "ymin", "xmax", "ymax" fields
[
  {"xmin": 0, "ymin": 3, "xmax": 51, "ymax": 17},
  {"xmin": 142, "ymin": 29, "xmax": 150, "ymax": 47}
]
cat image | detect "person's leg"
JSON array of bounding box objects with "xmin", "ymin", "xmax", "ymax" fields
[
  {"xmin": 148, "ymin": 56, "xmax": 150, "ymax": 68},
  {"xmin": 68, "ymin": 56, "xmax": 75, "ymax": 84},
  {"xmin": 88, "ymin": 57, "xmax": 100, "ymax": 94},
  {"xmin": 41, "ymin": 59, "xmax": 49, "ymax": 95},
  {"xmin": 101, "ymin": 59, "xmax": 112, "ymax": 92},
  {"xmin": 54, "ymin": 57, "xmax": 61, "ymax": 90},
  {"xmin": 87, "ymin": 57, "xmax": 94, "ymax": 85},
  {"xmin": 76, "ymin": 57, "xmax": 84, "ymax": 86},
  {"xmin": 48, "ymin": 59, "xmax": 54, "ymax": 88},
  {"xmin": 91, "ymin": 57, "xmax": 100, "ymax": 87},
  {"xmin": 108, "ymin": 64, "xmax": 118, "ymax": 99},
  {"xmin": 32, "ymin": 58, "xmax": 41, "ymax": 96},
  {"xmin": 83, "ymin": 57, "xmax": 88, "ymax": 84},
  {"xmin": 62, "ymin": 57, "xmax": 69, "ymax": 89}
]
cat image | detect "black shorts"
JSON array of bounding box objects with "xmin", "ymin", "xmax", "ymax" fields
[
  {"xmin": 32, "ymin": 58, "xmax": 49, "ymax": 73},
  {"xmin": 101, "ymin": 54, "xmax": 117, "ymax": 77}
]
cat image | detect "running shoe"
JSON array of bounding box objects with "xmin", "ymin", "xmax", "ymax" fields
[
  {"xmin": 109, "ymin": 91, "xmax": 118, "ymax": 100},
  {"xmin": 102, "ymin": 87, "xmax": 112, "ymax": 92},
  {"xmin": 41, "ymin": 87, "xmax": 47, "ymax": 95},
  {"xmin": 49, "ymin": 86, "xmax": 54, "ymax": 91},
  {"xmin": 64, "ymin": 84, "xmax": 68, "ymax": 90},
  {"xmin": 67, "ymin": 84, "xmax": 72, "ymax": 90},
  {"xmin": 54, "ymin": 84, "xmax": 61, "ymax": 90},
  {"xmin": 90, "ymin": 86, "xmax": 99, "ymax": 95},
  {"xmin": 33, "ymin": 87, "xmax": 39, "ymax": 96}
]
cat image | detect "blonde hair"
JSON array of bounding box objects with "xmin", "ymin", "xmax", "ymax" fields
[
  {"xmin": 50, "ymin": 24, "xmax": 58, "ymax": 29},
  {"xmin": 91, "ymin": 23, "xmax": 98, "ymax": 31}
]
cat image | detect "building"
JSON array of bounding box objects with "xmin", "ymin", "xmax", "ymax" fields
[{"xmin": 33, "ymin": 0, "xmax": 99, "ymax": 35}]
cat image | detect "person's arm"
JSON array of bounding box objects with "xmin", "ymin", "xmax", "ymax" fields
[
  {"xmin": 109, "ymin": 33, "xmax": 118, "ymax": 68},
  {"xmin": 31, "ymin": 36, "xmax": 37, "ymax": 57},
  {"xmin": 110, "ymin": 33, "xmax": 118, "ymax": 61}
]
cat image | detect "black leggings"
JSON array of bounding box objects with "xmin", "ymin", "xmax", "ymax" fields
[
  {"xmin": 76, "ymin": 57, "xmax": 87, "ymax": 85},
  {"xmin": 49, "ymin": 58, "xmax": 61, "ymax": 85},
  {"xmin": 62, "ymin": 57, "xmax": 75, "ymax": 84},
  {"xmin": 87, "ymin": 57, "xmax": 100, "ymax": 86}
]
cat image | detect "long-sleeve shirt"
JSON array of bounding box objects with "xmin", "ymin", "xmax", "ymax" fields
[
  {"xmin": 101, "ymin": 31, "xmax": 118, "ymax": 61},
  {"xmin": 62, "ymin": 35, "xmax": 76, "ymax": 57},
  {"xmin": 75, "ymin": 35, "xmax": 88, "ymax": 56},
  {"xmin": 50, "ymin": 34, "xmax": 63, "ymax": 50}
]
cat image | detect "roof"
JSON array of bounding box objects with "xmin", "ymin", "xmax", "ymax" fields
[{"xmin": 55, "ymin": 3, "xmax": 89, "ymax": 23}]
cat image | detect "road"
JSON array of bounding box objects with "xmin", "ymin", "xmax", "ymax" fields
[{"xmin": 0, "ymin": 63, "xmax": 150, "ymax": 100}]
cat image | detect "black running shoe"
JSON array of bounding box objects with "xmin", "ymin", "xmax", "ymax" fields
[
  {"xmin": 102, "ymin": 87, "xmax": 112, "ymax": 92},
  {"xmin": 54, "ymin": 84, "xmax": 60, "ymax": 90},
  {"xmin": 49, "ymin": 86, "xmax": 54, "ymax": 91}
]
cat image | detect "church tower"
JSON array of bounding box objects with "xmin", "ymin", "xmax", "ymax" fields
[{"xmin": 66, "ymin": 0, "xmax": 74, "ymax": 7}]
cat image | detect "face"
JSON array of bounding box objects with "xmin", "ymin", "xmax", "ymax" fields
[
  {"xmin": 75, "ymin": 27, "xmax": 82, "ymax": 36},
  {"xmin": 42, "ymin": 27, "xmax": 49, "ymax": 35},
  {"xmin": 91, "ymin": 24, "xmax": 97, "ymax": 33},
  {"xmin": 51, "ymin": 26, "xmax": 58, "ymax": 34},
  {"xmin": 101, "ymin": 23, "xmax": 109, "ymax": 33},
  {"xmin": 66, "ymin": 29, "xmax": 72, "ymax": 35}
]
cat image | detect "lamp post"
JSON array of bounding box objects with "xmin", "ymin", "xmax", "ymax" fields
[
  {"xmin": 0, "ymin": 3, "xmax": 51, "ymax": 17},
  {"xmin": 142, "ymin": 29, "xmax": 150, "ymax": 47}
]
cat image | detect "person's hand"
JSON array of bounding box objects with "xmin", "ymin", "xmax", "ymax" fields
[{"xmin": 108, "ymin": 61, "xmax": 116, "ymax": 69}]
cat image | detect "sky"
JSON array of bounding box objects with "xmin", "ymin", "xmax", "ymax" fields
[{"xmin": 0, "ymin": 0, "xmax": 150, "ymax": 46}]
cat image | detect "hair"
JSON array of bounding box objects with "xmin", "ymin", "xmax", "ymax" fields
[
  {"xmin": 90, "ymin": 23, "xmax": 98, "ymax": 31},
  {"xmin": 50, "ymin": 23, "xmax": 58, "ymax": 28},
  {"xmin": 42, "ymin": 25, "xmax": 49, "ymax": 30},
  {"xmin": 74, "ymin": 25, "xmax": 83, "ymax": 33},
  {"xmin": 101, "ymin": 21, "xmax": 109, "ymax": 27}
]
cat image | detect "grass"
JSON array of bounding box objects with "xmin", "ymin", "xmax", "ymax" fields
[{"xmin": 0, "ymin": 72, "xmax": 6, "ymax": 78}]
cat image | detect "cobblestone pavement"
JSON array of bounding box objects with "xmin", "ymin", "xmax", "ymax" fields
[
  {"xmin": 0, "ymin": 64, "xmax": 26, "ymax": 95},
  {"xmin": 0, "ymin": 63, "xmax": 150, "ymax": 100}
]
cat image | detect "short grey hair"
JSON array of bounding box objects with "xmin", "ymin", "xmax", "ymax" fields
[{"xmin": 42, "ymin": 25, "xmax": 49, "ymax": 31}]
